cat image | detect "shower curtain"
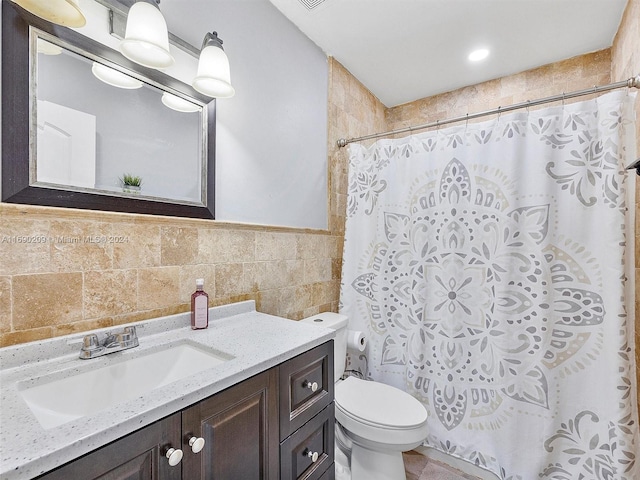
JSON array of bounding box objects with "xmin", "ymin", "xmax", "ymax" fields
[{"xmin": 340, "ymin": 90, "xmax": 639, "ymax": 479}]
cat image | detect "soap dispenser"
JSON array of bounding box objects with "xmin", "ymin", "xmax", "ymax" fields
[{"xmin": 191, "ymin": 279, "xmax": 209, "ymax": 330}]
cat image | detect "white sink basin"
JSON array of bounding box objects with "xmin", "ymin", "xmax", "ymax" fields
[{"xmin": 19, "ymin": 342, "xmax": 232, "ymax": 429}]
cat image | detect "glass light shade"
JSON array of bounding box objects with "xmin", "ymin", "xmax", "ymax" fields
[
  {"xmin": 120, "ymin": 1, "xmax": 174, "ymax": 69},
  {"xmin": 11, "ymin": 0, "xmax": 86, "ymax": 27},
  {"xmin": 161, "ymin": 93, "xmax": 201, "ymax": 113},
  {"xmin": 192, "ymin": 43, "xmax": 235, "ymax": 98},
  {"xmin": 92, "ymin": 63, "xmax": 143, "ymax": 90}
]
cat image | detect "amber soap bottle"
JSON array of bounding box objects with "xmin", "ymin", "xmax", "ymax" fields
[{"xmin": 191, "ymin": 279, "xmax": 209, "ymax": 330}]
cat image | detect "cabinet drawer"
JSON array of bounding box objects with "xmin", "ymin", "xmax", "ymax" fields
[
  {"xmin": 318, "ymin": 466, "xmax": 335, "ymax": 480},
  {"xmin": 279, "ymin": 341, "xmax": 334, "ymax": 440},
  {"xmin": 280, "ymin": 404, "xmax": 334, "ymax": 480}
]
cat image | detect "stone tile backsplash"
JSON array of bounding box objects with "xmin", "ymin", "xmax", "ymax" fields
[{"xmin": 0, "ymin": 206, "xmax": 344, "ymax": 346}]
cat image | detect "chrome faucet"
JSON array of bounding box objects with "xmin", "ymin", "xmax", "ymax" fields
[{"xmin": 79, "ymin": 326, "xmax": 139, "ymax": 359}]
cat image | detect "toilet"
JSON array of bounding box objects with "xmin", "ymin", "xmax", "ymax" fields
[{"xmin": 302, "ymin": 312, "xmax": 428, "ymax": 480}]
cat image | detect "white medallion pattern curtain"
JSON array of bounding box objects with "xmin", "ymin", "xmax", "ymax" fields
[{"xmin": 340, "ymin": 91, "xmax": 639, "ymax": 479}]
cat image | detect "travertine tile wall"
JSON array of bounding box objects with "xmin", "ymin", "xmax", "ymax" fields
[
  {"xmin": 0, "ymin": 207, "xmax": 342, "ymax": 345},
  {"xmin": 327, "ymin": 58, "xmax": 387, "ymax": 238},
  {"xmin": 611, "ymin": 0, "xmax": 640, "ymax": 416},
  {"xmin": 385, "ymin": 49, "xmax": 611, "ymax": 131}
]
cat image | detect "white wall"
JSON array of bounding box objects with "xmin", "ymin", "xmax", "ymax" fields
[{"xmin": 160, "ymin": 0, "xmax": 329, "ymax": 229}]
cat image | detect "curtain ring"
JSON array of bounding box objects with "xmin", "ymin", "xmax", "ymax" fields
[
  {"xmin": 526, "ymin": 100, "xmax": 531, "ymax": 113},
  {"xmin": 562, "ymin": 92, "xmax": 566, "ymax": 106},
  {"xmin": 497, "ymin": 106, "xmax": 501, "ymax": 121},
  {"xmin": 465, "ymin": 113, "xmax": 469, "ymax": 128}
]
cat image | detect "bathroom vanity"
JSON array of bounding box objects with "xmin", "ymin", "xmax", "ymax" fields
[{"xmin": 0, "ymin": 301, "xmax": 335, "ymax": 480}]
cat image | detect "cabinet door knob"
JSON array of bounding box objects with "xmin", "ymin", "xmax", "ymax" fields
[
  {"xmin": 305, "ymin": 449, "xmax": 319, "ymax": 462},
  {"xmin": 188, "ymin": 436, "xmax": 206, "ymax": 454},
  {"xmin": 303, "ymin": 380, "xmax": 318, "ymax": 392},
  {"xmin": 165, "ymin": 447, "xmax": 183, "ymax": 466}
]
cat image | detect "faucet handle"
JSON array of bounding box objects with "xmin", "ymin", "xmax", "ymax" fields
[
  {"xmin": 121, "ymin": 326, "xmax": 139, "ymax": 347},
  {"xmin": 82, "ymin": 334, "xmax": 100, "ymax": 351},
  {"xmin": 123, "ymin": 326, "xmax": 137, "ymax": 338},
  {"xmin": 79, "ymin": 334, "xmax": 102, "ymax": 359}
]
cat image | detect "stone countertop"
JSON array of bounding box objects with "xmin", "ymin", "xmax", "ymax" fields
[{"xmin": 0, "ymin": 301, "xmax": 334, "ymax": 480}]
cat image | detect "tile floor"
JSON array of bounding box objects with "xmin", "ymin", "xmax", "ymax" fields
[{"xmin": 403, "ymin": 450, "xmax": 482, "ymax": 480}]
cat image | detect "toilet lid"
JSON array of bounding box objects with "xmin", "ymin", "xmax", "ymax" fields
[{"xmin": 335, "ymin": 376, "xmax": 428, "ymax": 429}]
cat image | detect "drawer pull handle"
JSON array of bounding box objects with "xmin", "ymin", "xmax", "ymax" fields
[
  {"xmin": 304, "ymin": 449, "xmax": 319, "ymax": 463},
  {"xmin": 165, "ymin": 447, "xmax": 183, "ymax": 466},
  {"xmin": 303, "ymin": 380, "xmax": 319, "ymax": 392},
  {"xmin": 188, "ymin": 436, "xmax": 206, "ymax": 454}
]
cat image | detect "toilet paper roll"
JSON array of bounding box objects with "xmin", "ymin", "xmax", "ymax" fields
[{"xmin": 346, "ymin": 330, "xmax": 367, "ymax": 352}]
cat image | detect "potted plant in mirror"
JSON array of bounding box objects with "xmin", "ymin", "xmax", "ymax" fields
[{"xmin": 120, "ymin": 173, "xmax": 142, "ymax": 194}]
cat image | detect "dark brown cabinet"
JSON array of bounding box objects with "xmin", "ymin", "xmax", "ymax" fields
[
  {"xmin": 36, "ymin": 413, "xmax": 183, "ymax": 480},
  {"xmin": 182, "ymin": 368, "xmax": 279, "ymax": 480},
  {"xmin": 279, "ymin": 342, "xmax": 334, "ymax": 480},
  {"xmin": 35, "ymin": 341, "xmax": 334, "ymax": 480}
]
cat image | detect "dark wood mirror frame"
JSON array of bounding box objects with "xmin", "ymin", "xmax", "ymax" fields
[{"xmin": 1, "ymin": 1, "xmax": 216, "ymax": 219}]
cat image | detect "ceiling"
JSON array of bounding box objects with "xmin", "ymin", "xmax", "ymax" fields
[{"xmin": 268, "ymin": 0, "xmax": 628, "ymax": 107}]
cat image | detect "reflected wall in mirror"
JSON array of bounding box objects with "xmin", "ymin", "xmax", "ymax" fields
[
  {"xmin": 2, "ymin": 1, "xmax": 216, "ymax": 219},
  {"xmin": 35, "ymin": 35, "xmax": 204, "ymax": 204}
]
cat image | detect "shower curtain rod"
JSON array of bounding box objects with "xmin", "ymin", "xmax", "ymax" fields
[{"xmin": 336, "ymin": 75, "xmax": 640, "ymax": 148}]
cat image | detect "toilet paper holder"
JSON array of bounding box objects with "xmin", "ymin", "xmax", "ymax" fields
[{"xmin": 346, "ymin": 330, "xmax": 367, "ymax": 352}]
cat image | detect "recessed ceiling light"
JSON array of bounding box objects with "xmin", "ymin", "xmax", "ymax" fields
[{"xmin": 468, "ymin": 48, "xmax": 490, "ymax": 62}]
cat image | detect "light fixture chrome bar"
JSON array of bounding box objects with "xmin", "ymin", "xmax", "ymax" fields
[
  {"xmin": 94, "ymin": 0, "xmax": 200, "ymax": 58},
  {"xmin": 337, "ymin": 75, "xmax": 640, "ymax": 148}
]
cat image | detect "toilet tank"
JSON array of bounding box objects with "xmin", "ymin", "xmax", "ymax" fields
[{"xmin": 301, "ymin": 312, "xmax": 348, "ymax": 380}]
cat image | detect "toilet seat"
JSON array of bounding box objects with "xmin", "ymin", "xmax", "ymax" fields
[{"xmin": 335, "ymin": 376, "xmax": 428, "ymax": 429}]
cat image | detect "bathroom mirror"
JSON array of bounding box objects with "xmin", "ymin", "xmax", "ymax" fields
[{"xmin": 1, "ymin": 1, "xmax": 216, "ymax": 219}]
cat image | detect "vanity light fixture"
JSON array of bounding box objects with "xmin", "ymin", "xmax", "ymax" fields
[
  {"xmin": 10, "ymin": 0, "xmax": 86, "ymax": 27},
  {"xmin": 91, "ymin": 62, "xmax": 144, "ymax": 89},
  {"xmin": 161, "ymin": 92, "xmax": 201, "ymax": 113},
  {"xmin": 99, "ymin": 0, "xmax": 237, "ymax": 97},
  {"xmin": 192, "ymin": 31, "xmax": 235, "ymax": 98},
  {"xmin": 120, "ymin": 0, "xmax": 174, "ymax": 69}
]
